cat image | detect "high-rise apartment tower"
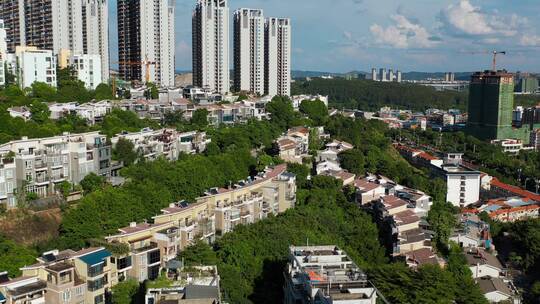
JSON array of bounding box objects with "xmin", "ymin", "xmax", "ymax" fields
[
  {"xmin": 118, "ymin": 0, "xmax": 175, "ymax": 87},
  {"xmin": 264, "ymin": 17, "xmax": 291, "ymax": 97},
  {"xmin": 233, "ymin": 8, "xmax": 265, "ymax": 95},
  {"xmin": 0, "ymin": 0, "xmax": 110, "ymax": 81},
  {"xmin": 192, "ymin": 0, "xmax": 230, "ymax": 94}
]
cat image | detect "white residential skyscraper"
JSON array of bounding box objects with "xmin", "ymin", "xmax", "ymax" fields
[
  {"xmin": 192, "ymin": 0, "xmax": 230, "ymax": 94},
  {"xmin": 234, "ymin": 8, "xmax": 265, "ymax": 95},
  {"xmin": 117, "ymin": 0, "xmax": 175, "ymax": 87},
  {"xmin": 82, "ymin": 0, "xmax": 110, "ymax": 82},
  {"xmin": 0, "ymin": 0, "xmax": 109, "ymax": 82},
  {"xmin": 265, "ymin": 17, "xmax": 291, "ymax": 97},
  {"xmin": 0, "ymin": 19, "xmax": 6, "ymax": 86}
]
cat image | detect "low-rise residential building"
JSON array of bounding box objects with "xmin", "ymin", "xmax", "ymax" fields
[
  {"xmin": 396, "ymin": 146, "xmax": 482, "ymax": 208},
  {"xmin": 320, "ymin": 170, "xmax": 356, "ymax": 186},
  {"xmin": 354, "ymin": 178, "xmax": 386, "ymax": 206},
  {"xmin": 464, "ymin": 248, "xmax": 504, "ymax": 279},
  {"xmin": 477, "ymin": 277, "xmax": 520, "ymax": 304},
  {"xmin": 104, "ymin": 165, "xmax": 296, "ymax": 281},
  {"xmin": 491, "ymin": 139, "xmax": 533, "ymax": 155},
  {"xmin": 489, "ymin": 178, "xmax": 540, "ymax": 203},
  {"xmin": 145, "ymin": 266, "xmax": 221, "ymax": 304},
  {"xmin": 439, "ymin": 163, "xmax": 481, "ymax": 208},
  {"xmin": 0, "ymin": 275, "xmax": 48, "ymax": 304},
  {"xmin": 284, "ymin": 245, "xmax": 378, "ymax": 304},
  {"xmin": 468, "ymin": 197, "xmax": 539, "ymax": 223},
  {"xmin": 1, "ymin": 247, "xmax": 114, "ymax": 304},
  {"xmin": 0, "ymin": 132, "xmax": 114, "ymax": 209},
  {"xmin": 106, "ymin": 222, "xmax": 165, "ymax": 283},
  {"xmin": 450, "ymin": 213, "xmax": 494, "ymax": 250},
  {"xmin": 403, "ymin": 248, "xmax": 444, "ymax": 269},
  {"xmin": 7, "ymin": 107, "xmax": 31, "ymax": 121},
  {"xmin": 291, "ymin": 95, "xmax": 329, "ymax": 109},
  {"xmin": 111, "ymin": 128, "xmax": 210, "ymax": 162},
  {"xmin": 277, "ymin": 127, "xmax": 310, "ymax": 163}
]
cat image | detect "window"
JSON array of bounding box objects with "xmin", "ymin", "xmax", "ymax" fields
[
  {"xmin": 94, "ymin": 294, "xmax": 104, "ymax": 304},
  {"xmin": 62, "ymin": 290, "xmax": 71, "ymax": 302}
]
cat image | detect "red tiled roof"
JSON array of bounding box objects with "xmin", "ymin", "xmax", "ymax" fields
[
  {"xmin": 417, "ymin": 152, "xmax": 439, "ymax": 161},
  {"xmin": 382, "ymin": 196, "xmax": 408, "ymax": 209},
  {"xmin": 490, "ymin": 178, "xmax": 540, "ymax": 202},
  {"xmin": 278, "ymin": 139, "xmax": 296, "ymax": 150},
  {"xmin": 489, "ymin": 204, "xmax": 540, "ymax": 218},
  {"xmin": 355, "ymin": 179, "xmax": 381, "ymax": 192}
]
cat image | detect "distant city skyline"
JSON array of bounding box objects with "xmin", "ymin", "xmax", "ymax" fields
[{"xmin": 108, "ymin": 0, "xmax": 540, "ymax": 73}]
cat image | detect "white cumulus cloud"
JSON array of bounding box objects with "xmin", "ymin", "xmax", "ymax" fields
[
  {"xmin": 439, "ymin": 0, "xmax": 525, "ymax": 37},
  {"xmin": 370, "ymin": 14, "xmax": 438, "ymax": 49}
]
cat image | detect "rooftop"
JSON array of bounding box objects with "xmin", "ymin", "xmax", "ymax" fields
[
  {"xmin": 464, "ymin": 248, "xmax": 503, "ymax": 270},
  {"xmin": 477, "ymin": 277, "xmax": 513, "ymax": 296}
]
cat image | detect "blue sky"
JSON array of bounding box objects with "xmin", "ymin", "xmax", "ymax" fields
[{"xmin": 109, "ymin": 0, "xmax": 540, "ymax": 73}]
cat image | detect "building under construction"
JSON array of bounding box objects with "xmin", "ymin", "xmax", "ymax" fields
[{"xmin": 467, "ymin": 70, "xmax": 530, "ymax": 143}]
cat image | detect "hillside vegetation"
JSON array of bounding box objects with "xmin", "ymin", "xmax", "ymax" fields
[{"xmin": 292, "ymin": 78, "xmax": 468, "ymax": 111}]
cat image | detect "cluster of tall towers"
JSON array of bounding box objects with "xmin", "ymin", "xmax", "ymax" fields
[
  {"xmin": 0, "ymin": 0, "xmax": 109, "ymax": 82},
  {"xmin": 193, "ymin": 0, "xmax": 291, "ymax": 96},
  {"xmin": 0, "ymin": 0, "xmax": 291, "ymax": 95}
]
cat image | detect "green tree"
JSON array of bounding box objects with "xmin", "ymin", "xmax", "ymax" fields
[
  {"xmin": 299, "ymin": 99, "xmax": 328, "ymax": 125},
  {"xmin": 178, "ymin": 241, "xmax": 218, "ymax": 266},
  {"xmin": 31, "ymin": 82, "xmax": 57, "ymax": 101},
  {"xmin": 111, "ymin": 279, "xmax": 140, "ymax": 304},
  {"xmin": 427, "ymin": 201, "xmax": 457, "ymax": 253},
  {"xmin": 94, "ymin": 83, "xmax": 114, "ymax": 100},
  {"xmin": 163, "ymin": 110, "xmax": 185, "ymax": 127},
  {"xmin": 192, "ymin": 109, "xmax": 209, "ymax": 130},
  {"xmin": 114, "ymin": 138, "xmax": 139, "ymax": 166},
  {"xmin": 0, "ymin": 235, "xmax": 37, "ymax": 277},
  {"xmin": 29, "ymin": 100, "xmax": 51, "ymax": 123},
  {"xmin": 80, "ymin": 173, "xmax": 106, "ymax": 194},
  {"xmin": 58, "ymin": 181, "xmax": 73, "ymax": 199},
  {"xmin": 146, "ymin": 82, "xmax": 159, "ymax": 99},
  {"xmin": 338, "ymin": 149, "xmax": 366, "ymax": 175},
  {"xmin": 266, "ymin": 96, "xmax": 298, "ymax": 129}
]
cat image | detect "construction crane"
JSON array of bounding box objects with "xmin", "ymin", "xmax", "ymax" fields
[
  {"xmin": 465, "ymin": 50, "xmax": 507, "ymax": 71},
  {"xmin": 114, "ymin": 57, "xmax": 157, "ymax": 83},
  {"xmin": 111, "ymin": 56, "xmax": 158, "ymax": 96}
]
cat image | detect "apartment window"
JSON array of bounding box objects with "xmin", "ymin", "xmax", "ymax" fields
[
  {"xmin": 59, "ymin": 271, "xmax": 72, "ymax": 284},
  {"xmin": 5, "ymin": 169, "xmax": 13, "ymax": 179},
  {"xmin": 94, "ymin": 294, "xmax": 104, "ymax": 304},
  {"xmin": 62, "ymin": 290, "xmax": 71, "ymax": 302},
  {"xmin": 74, "ymin": 286, "xmax": 84, "ymax": 296}
]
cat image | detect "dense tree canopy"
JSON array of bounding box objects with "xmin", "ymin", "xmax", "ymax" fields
[
  {"xmin": 292, "ymin": 78, "xmax": 468, "ymax": 111},
  {"xmin": 0, "ymin": 235, "xmax": 37, "ymax": 277}
]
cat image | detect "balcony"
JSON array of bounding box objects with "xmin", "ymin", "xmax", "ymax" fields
[
  {"xmin": 87, "ymin": 263, "xmax": 104, "ymax": 277},
  {"xmin": 132, "ymin": 242, "xmax": 158, "ymax": 254}
]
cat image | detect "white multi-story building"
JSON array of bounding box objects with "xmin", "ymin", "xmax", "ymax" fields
[
  {"xmin": 0, "ymin": 132, "xmax": 113, "ymax": 209},
  {"xmin": 265, "ymin": 17, "xmax": 291, "ymax": 97},
  {"xmin": 69, "ymin": 54, "xmax": 102, "ymax": 90},
  {"xmin": 284, "ymin": 246, "xmax": 378, "ymax": 304},
  {"xmin": 0, "ymin": 18, "xmax": 6, "ymax": 86},
  {"xmin": 82, "ymin": 0, "xmax": 110, "ymax": 82},
  {"xmin": 234, "ymin": 8, "xmax": 265, "ymax": 95},
  {"xmin": 111, "ymin": 128, "xmax": 210, "ymax": 162},
  {"xmin": 192, "ymin": 0, "xmax": 230, "ymax": 94},
  {"xmin": 0, "ymin": 0, "xmax": 109, "ymax": 81},
  {"xmin": 7, "ymin": 46, "xmax": 57, "ymax": 88},
  {"xmin": 117, "ymin": 0, "xmax": 175, "ymax": 87}
]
